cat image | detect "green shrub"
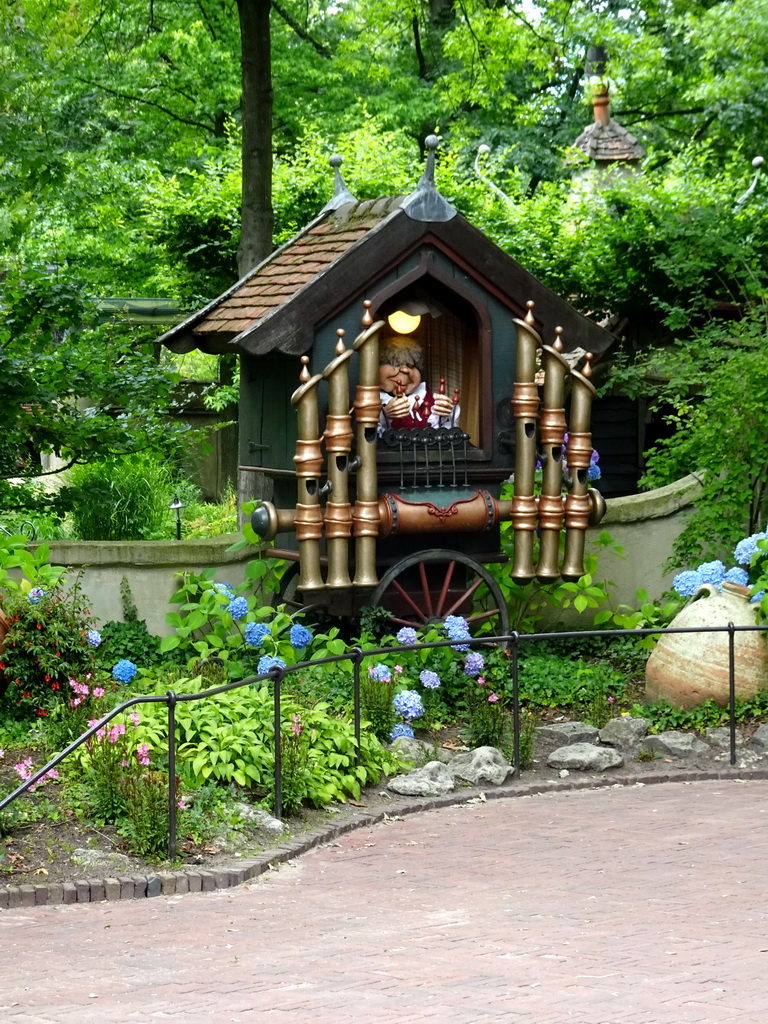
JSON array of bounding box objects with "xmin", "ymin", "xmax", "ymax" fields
[
  {"xmin": 69, "ymin": 454, "xmax": 173, "ymax": 540},
  {"xmin": 518, "ymin": 654, "xmax": 626, "ymax": 711}
]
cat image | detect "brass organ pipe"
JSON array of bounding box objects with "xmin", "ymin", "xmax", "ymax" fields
[
  {"xmin": 510, "ymin": 302, "xmax": 541, "ymax": 583},
  {"xmin": 291, "ymin": 356, "xmax": 325, "ymax": 591},
  {"xmin": 536, "ymin": 328, "xmax": 570, "ymax": 582},
  {"xmin": 351, "ymin": 307, "xmax": 385, "ymax": 588},
  {"xmin": 561, "ymin": 355, "xmax": 598, "ymax": 581},
  {"xmin": 322, "ymin": 330, "xmax": 355, "ymax": 589}
]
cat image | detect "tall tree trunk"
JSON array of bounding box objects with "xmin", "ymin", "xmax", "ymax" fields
[
  {"xmin": 236, "ymin": 0, "xmax": 274, "ymax": 277},
  {"xmin": 235, "ymin": 0, "xmax": 275, "ymax": 514}
]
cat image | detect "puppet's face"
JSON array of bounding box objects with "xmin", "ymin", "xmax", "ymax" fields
[{"xmin": 378, "ymin": 359, "xmax": 422, "ymax": 396}]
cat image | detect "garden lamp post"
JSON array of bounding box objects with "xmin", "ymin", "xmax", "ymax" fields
[{"xmin": 169, "ymin": 495, "xmax": 185, "ymax": 541}]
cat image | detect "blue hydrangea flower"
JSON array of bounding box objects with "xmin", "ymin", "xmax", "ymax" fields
[
  {"xmin": 213, "ymin": 582, "xmax": 235, "ymax": 595},
  {"xmin": 112, "ymin": 659, "xmax": 137, "ymax": 683},
  {"xmin": 464, "ymin": 651, "xmax": 485, "ymax": 677},
  {"xmin": 393, "ymin": 689, "xmax": 424, "ymax": 721},
  {"xmin": 587, "ymin": 463, "xmax": 602, "ymax": 481},
  {"xmin": 28, "ymin": 587, "xmax": 44, "ymax": 604},
  {"xmin": 396, "ymin": 626, "xmax": 418, "ymax": 645},
  {"xmin": 258, "ymin": 655, "xmax": 286, "ymax": 674},
  {"xmin": 696, "ymin": 560, "xmax": 725, "ymax": 586},
  {"xmin": 734, "ymin": 532, "xmax": 768, "ymax": 566},
  {"xmin": 368, "ymin": 664, "xmax": 392, "ymax": 683},
  {"xmin": 672, "ymin": 570, "xmax": 704, "ymax": 598},
  {"xmin": 86, "ymin": 629, "xmax": 102, "ymax": 648},
  {"xmin": 390, "ymin": 723, "xmax": 415, "ymax": 741},
  {"xmin": 724, "ymin": 566, "xmax": 749, "ymax": 587},
  {"xmin": 419, "ymin": 669, "xmax": 441, "ymax": 690},
  {"xmin": 444, "ymin": 614, "xmax": 471, "ymax": 651},
  {"xmin": 289, "ymin": 624, "xmax": 312, "ymax": 649},
  {"xmin": 245, "ymin": 622, "xmax": 271, "ymax": 648},
  {"xmin": 751, "ymin": 589, "xmax": 766, "ymax": 605},
  {"xmin": 227, "ymin": 596, "xmax": 248, "ymax": 620}
]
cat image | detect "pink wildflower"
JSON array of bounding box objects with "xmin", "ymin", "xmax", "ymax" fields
[
  {"xmin": 129, "ymin": 711, "xmax": 140, "ymax": 725},
  {"xmin": 394, "ymin": 665, "xmax": 403, "ymax": 674},
  {"xmin": 177, "ymin": 797, "xmax": 188, "ymax": 810},
  {"xmin": 290, "ymin": 714, "xmax": 303, "ymax": 737},
  {"xmin": 92, "ymin": 687, "xmax": 105, "ymax": 698},
  {"xmin": 477, "ymin": 676, "xmax": 486, "ymax": 687},
  {"xmin": 136, "ymin": 744, "xmax": 150, "ymax": 766},
  {"xmin": 487, "ymin": 692, "xmax": 499, "ymax": 703}
]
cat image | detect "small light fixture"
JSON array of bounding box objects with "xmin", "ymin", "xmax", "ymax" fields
[
  {"xmin": 169, "ymin": 495, "xmax": 185, "ymax": 541},
  {"xmin": 387, "ymin": 309, "xmax": 421, "ymax": 334}
]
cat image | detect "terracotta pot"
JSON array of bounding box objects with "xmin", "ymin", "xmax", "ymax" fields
[{"xmin": 645, "ymin": 583, "xmax": 768, "ymax": 709}]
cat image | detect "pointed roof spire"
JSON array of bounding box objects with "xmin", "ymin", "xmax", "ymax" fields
[
  {"xmin": 401, "ymin": 134, "xmax": 457, "ymax": 222},
  {"xmin": 321, "ymin": 154, "xmax": 357, "ymax": 213}
]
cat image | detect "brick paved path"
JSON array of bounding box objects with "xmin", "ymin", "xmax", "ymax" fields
[{"xmin": 2, "ymin": 779, "xmax": 768, "ymax": 1024}]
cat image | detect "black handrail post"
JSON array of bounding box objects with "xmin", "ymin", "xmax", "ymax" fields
[
  {"xmin": 350, "ymin": 647, "xmax": 364, "ymax": 767},
  {"xmin": 728, "ymin": 621, "xmax": 736, "ymax": 767},
  {"xmin": 271, "ymin": 664, "xmax": 286, "ymax": 820},
  {"xmin": 511, "ymin": 631, "xmax": 520, "ymax": 778},
  {"xmin": 167, "ymin": 690, "xmax": 178, "ymax": 860}
]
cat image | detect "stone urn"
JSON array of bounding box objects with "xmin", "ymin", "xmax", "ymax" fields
[{"xmin": 645, "ymin": 583, "xmax": 768, "ymax": 709}]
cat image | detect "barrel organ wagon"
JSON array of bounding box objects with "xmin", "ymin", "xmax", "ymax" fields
[{"xmin": 158, "ymin": 140, "xmax": 612, "ymax": 635}]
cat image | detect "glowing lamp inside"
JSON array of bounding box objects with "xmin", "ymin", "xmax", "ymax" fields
[{"xmin": 387, "ymin": 310, "xmax": 421, "ymax": 334}]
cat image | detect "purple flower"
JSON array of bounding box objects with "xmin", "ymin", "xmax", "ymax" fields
[
  {"xmin": 724, "ymin": 567, "xmax": 749, "ymax": 587},
  {"xmin": 464, "ymin": 651, "xmax": 485, "ymax": 677},
  {"xmin": 697, "ymin": 560, "xmax": 725, "ymax": 587},
  {"xmin": 396, "ymin": 626, "xmax": 418, "ymax": 645},
  {"xmin": 444, "ymin": 614, "xmax": 471, "ymax": 651},
  {"xmin": 393, "ymin": 690, "xmax": 424, "ymax": 721},
  {"xmin": 390, "ymin": 723, "xmax": 415, "ymax": 741},
  {"xmin": 86, "ymin": 629, "xmax": 102, "ymax": 648},
  {"xmin": 672, "ymin": 570, "xmax": 704, "ymax": 599},
  {"xmin": 245, "ymin": 621, "xmax": 271, "ymax": 648},
  {"xmin": 258, "ymin": 655, "xmax": 286, "ymax": 675},
  {"xmin": 228, "ymin": 596, "xmax": 248, "ymax": 620},
  {"xmin": 419, "ymin": 669, "xmax": 441, "ymax": 690},
  {"xmin": 289, "ymin": 624, "xmax": 313, "ymax": 649},
  {"xmin": 112, "ymin": 659, "xmax": 137, "ymax": 683}
]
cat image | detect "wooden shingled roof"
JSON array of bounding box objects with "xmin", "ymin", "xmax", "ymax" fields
[
  {"xmin": 158, "ymin": 157, "xmax": 615, "ymax": 359},
  {"xmin": 573, "ymin": 119, "xmax": 646, "ymax": 164}
]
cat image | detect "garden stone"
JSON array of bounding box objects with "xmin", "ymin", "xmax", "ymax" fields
[
  {"xmin": 388, "ymin": 761, "xmax": 455, "ymax": 797},
  {"xmin": 640, "ymin": 731, "xmax": 710, "ymax": 759},
  {"xmin": 547, "ymin": 743, "xmax": 624, "ymax": 771},
  {"xmin": 390, "ymin": 737, "xmax": 454, "ymax": 764},
  {"xmin": 703, "ymin": 727, "xmax": 745, "ymax": 751},
  {"xmin": 72, "ymin": 848, "xmax": 132, "ymax": 872},
  {"xmin": 748, "ymin": 724, "xmax": 768, "ymax": 754},
  {"xmin": 536, "ymin": 722, "xmax": 599, "ymax": 747},
  {"xmin": 448, "ymin": 747, "xmax": 511, "ymax": 786},
  {"xmin": 233, "ymin": 804, "xmax": 287, "ymax": 836},
  {"xmin": 599, "ymin": 717, "xmax": 649, "ymax": 749}
]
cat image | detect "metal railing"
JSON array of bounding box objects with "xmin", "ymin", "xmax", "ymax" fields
[{"xmin": 1, "ymin": 620, "xmax": 767, "ymax": 860}]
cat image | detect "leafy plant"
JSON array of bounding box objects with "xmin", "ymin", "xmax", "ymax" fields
[{"xmin": 69, "ymin": 453, "xmax": 175, "ymax": 541}]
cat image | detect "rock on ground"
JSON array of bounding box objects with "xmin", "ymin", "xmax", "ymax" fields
[
  {"xmin": 448, "ymin": 747, "xmax": 511, "ymax": 786},
  {"xmin": 640, "ymin": 731, "xmax": 710, "ymax": 758},
  {"xmin": 72, "ymin": 849, "xmax": 132, "ymax": 872},
  {"xmin": 536, "ymin": 722, "xmax": 599, "ymax": 746},
  {"xmin": 547, "ymin": 743, "xmax": 624, "ymax": 772},
  {"xmin": 599, "ymin": 717, "xmax": 649, "ymax": 749},
  {"xmin": 388, "ymin": 761, "xmax": 455, "ymax": 797},
  {"xmin": 390, "ymin": 737, "xmax": 454, "ymax": 764}
]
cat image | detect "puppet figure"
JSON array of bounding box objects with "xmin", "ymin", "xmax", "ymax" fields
[{"xmin": 378, "ymin": 337, "xmax": 459, "ymax": 434}]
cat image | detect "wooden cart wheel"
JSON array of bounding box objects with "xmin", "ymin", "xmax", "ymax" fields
[{"xmin": 369, "ymin": 549, "xmax": 510, "ymax": 641}]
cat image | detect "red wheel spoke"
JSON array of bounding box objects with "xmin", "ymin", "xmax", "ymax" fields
[
  {"xmin": 443, "ymin": 577, "xmax": 483, "ymax": 618},
  {"xmin": 435, "ymin": 561, "xmax": 456, "ymax": 617},
  {"xmin": 392, "ymin": 579, "xmax": 429, "ymax": 622},
  {"xmin": 390, "ymin": 616, "xmax": 422, "ymax": 628},
  {"xmin": 466, "ymin": 606, "xmax": 501, "ymax": 622},
  {"xmin": 419, "ymin": 562, "xmax": 434, "ymax": 618}
]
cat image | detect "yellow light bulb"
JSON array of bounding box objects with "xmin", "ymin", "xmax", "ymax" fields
[{"xmin": 387, "ymin": 310, "xmax": 421, "ymax": 334}]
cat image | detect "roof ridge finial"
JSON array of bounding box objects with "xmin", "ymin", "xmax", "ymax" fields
[
  {"xmin": 320, "ymin": 154, "xmax": 358, "ymax": 213},
  {"xmin": 401, "ymin": 134, "xmax": 457, "ymax": 223}
]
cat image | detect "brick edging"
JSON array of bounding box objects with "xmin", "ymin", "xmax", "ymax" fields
[{"xmin": 3, "ymin": 767, "xmax": 766, "ymax": 910}]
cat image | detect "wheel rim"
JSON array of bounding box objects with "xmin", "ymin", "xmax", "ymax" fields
[{"xmin": 370, "ymin": 549, "xmax": 510, "ymax": 642}]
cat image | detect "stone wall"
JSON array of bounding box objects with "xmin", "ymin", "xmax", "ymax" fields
[{"xmin": 34, "ymin": 474, "xmax": 702, "ymax": 636}]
